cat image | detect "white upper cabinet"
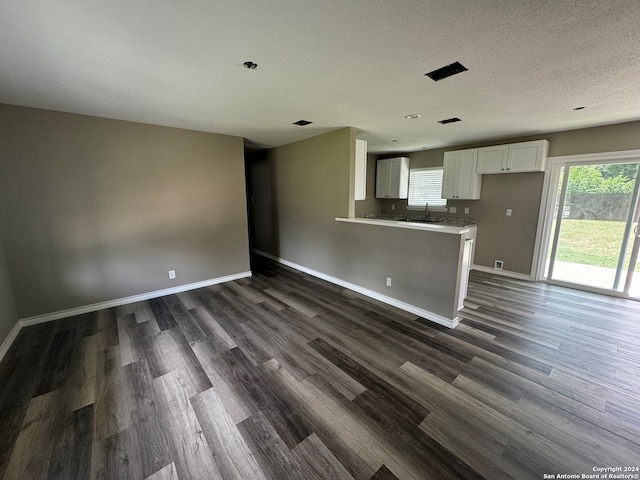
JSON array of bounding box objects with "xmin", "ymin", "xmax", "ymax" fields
[
  {"xmin": 354, "ymin": 139, "xmax": 367, "ymax": 201},
  {"xmin": 442, "ymin": 148, "xmax": 482, "ymax": 200},
  {"xmin": 508, "ymin": 140, "xmax": 549, "ymax": 172},
  {"xmin": 476, "ymin": 144, "xmax": 508, "ymax": 173},
  {"xmin": 477, "ymin": 140, "xmax": 549, "ymax": 174},
  {"xmin": 376, "ymin": 157, "xmax": 409, "ymax": 199}
]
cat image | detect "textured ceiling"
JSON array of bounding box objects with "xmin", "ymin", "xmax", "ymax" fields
[{"xmin": 1, "ymin": 0, "xmax": 640, "ymax": 153}]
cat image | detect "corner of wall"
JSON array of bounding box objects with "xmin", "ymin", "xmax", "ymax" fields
[
  {"xmin": 0, "ymin": 234, "xmax": 19, "ymax": 362},
  {"xmin": 348, "ymin": 128, "xmax": 357, "ymax": 218}
]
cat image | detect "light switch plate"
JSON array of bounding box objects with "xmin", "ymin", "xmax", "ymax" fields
[
  {"xmin": 464, "ymin": 207, "xmax": 469, "ymax": 214},
  {"xmin": 506, "ymin": 208, "xmax": 512, "ymax": 216},
  {"xmin": 450, "ymin": 206, "xmax": 457, "ymax": 214}
]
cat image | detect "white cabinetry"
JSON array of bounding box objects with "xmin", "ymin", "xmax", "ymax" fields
[
  {"xmin": 376, "ymin": 157, "xmax": 409, "ymax": 199},
  {"xmin": 354, "ymin": 139, "xmax": 367, "ymax": 201},
  {"xmin": 508, "ymin": 140, "xmax": 548, "ymax": 172},
  {"xmin": 442, "ymin": 149, "xmax": 482, "ymax": 200},
  {"xmin": 477, "ymin": 140, "xmax": 549, "ymax": 174},
  {"xmin": 476, "ymin": 144, "xmax": 508, "ymax": 174}
]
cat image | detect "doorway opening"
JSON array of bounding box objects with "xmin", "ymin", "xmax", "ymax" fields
[{"xmin": 540, "ymin": 152, "xmax": 640, "ymax": 299}]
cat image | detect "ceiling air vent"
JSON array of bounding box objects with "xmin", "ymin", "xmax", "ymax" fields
[
  {"xmin": 293, "ymin": 120, "xmax": 313, "ymax": 126},
  {"xmin": 438, "ymin": 117, "xmax": 462, "ymax": 124},
  {"xmin": 426, "ymin": 62, "xmax": 468, "ymax": 81}
]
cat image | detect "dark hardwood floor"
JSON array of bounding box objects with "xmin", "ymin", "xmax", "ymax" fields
[{"xmin": 1, "ymin": 255, "xmax": 640, "ymax": 479}]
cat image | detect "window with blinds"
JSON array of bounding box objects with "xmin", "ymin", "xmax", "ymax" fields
[{"xmin": 407, "ymin": 167, "xmax": 447, "ymax": 210}]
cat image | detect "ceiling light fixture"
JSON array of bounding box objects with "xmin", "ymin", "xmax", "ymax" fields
[
  {"xmin": 426, "ymin": 61, "xmax": 468, "ymax": 81},
  {"xmin": 243, "ymin": 61, "xmax": 258, "ymax": 69},
  {"xmin": 293, "ymin": 120, "xmax": 312, "ymax": 126},
  {"xmin": 405, "ymin": 114, "xmax": 421, "ymax": 120}
]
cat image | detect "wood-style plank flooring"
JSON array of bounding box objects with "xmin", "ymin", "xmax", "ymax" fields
[{"xmin": 1, "ymin": 255, "xmax": 640, "ymax": 479}]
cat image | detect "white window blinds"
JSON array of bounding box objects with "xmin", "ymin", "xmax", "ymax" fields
[{"xmin": 408, "ymin": 167, "xmax": 447, "ymax": 209}]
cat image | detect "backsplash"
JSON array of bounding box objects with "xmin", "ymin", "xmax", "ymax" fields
[{"xmin": 364, "ymin": 212, "xmax": 477, "ymax": 227}]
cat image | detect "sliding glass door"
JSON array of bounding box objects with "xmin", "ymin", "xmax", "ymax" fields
[
  {"xmin": 544, "ymin": 159, "xmax": 640, "ymax": 298},
  {"xmin": 623, "ymin": 221, "xmax": 640, "ymax": 297}
]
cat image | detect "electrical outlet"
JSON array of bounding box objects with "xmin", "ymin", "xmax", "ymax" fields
[
  {"xmin": 494, "ymin": 260, "xmax": 504, "ymax": 270},
  {"xmin": 391, "ymin": 204, "xmax": 395, "ymax": 210},
  {"xmin": 386, "ymin": 277, "xmax": 392, "ymax": 287},
  {"xmin": 506, "ymin": 208, "xmax": 512, "ymax": 216},
  {"xmin": 168, "ymin": 270, "xmax": 176, "ymax": 279},
  {"xmin": 464, "ymin": 207, "xmax": 469, "ymax": 214}
]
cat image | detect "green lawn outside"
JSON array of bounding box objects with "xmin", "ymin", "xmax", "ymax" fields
[{"xmin": 556, "ymin": 219, "xmax": 640, "ymax": 271}]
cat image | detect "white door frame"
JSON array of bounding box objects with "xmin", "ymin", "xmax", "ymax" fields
[{"xmin": 533, "ymin": 149, "xmax": 640, "ymax": 286}]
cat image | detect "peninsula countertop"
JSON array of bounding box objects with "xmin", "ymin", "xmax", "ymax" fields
[{"xmin": 335, "ymin": 216, "xmax": 477, "ymax": 235}]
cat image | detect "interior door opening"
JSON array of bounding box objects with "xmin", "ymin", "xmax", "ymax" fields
[{"xmin": 543, "ymin": 158, "xmax": 640, "ymax": 299}]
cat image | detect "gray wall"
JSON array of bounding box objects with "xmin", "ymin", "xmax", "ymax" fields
[
  {"xmin": 0, "ymin": 104, "xmax": 250, "ymax": 318},
  {"xmin": 374, "ymin": 120, "xmax": 640, "ymax": 275},
  {"xmin": 249, "ymin": 127, "xmax": 465, "ymax": 320},
  {"xmin": 0, "ymin": 235, "xmax": 18, "ymax": 348},
  {"xmin": 255, "ymin": 127, "xmax": 353, "ymax": 271}
]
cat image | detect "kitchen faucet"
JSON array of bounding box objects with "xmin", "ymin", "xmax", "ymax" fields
[{"xmin": 424, "ymin": 201, "xmax": 430, "ymax": 220}]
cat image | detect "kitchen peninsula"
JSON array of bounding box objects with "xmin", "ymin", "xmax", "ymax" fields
[{"xmin": 335, "ymin": 216, "xmax": 476, "ymax": 328}]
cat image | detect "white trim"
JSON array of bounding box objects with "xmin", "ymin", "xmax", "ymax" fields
[
  {"xmin": 534, "ymin": 148, "xmax": 640, "ymax": 283},
  {"xmin": 253, "ymin": 248, "xmax": 459, "ymax": 328},
  {"xmin": 471, "ymin": 264, "xmax": 531, "ymax": 281},
  {"xmin": 0, "ymin": 321, "xmax": 22, "ymax": 363},
  {"xmin": 545, "ymin": 278, "xmax": 639, "ymax": 302},
  {"xmin": 18, "ymin": 271, "xmax": 252, "ymax": 327},
  {"xmin": 1, "ymin": 270, "xmax": 251, "ymax": 362},
  {"xmin": 547, "ymin": 148, "xmax": 640, "ymax": 164},
  {"xmin": 530, "ymin": 165, "xmax": 554, "ymax": 281},
  {"xmin": 535, "ymin": 161, "xmax": 564, "ymax": 281}
]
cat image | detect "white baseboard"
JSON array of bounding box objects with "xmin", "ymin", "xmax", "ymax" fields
[
  {"xmin": 0, "ymin": 271, "xmax": 252, "ymax": 363},
  {"xmin": 19, "ymin": 271, "xmax": 252, "ymax": 327},
  {"xmin": 471, "ymin": 264, "xmax": 532, "ymax": 281},
  {"xmin": 253, "ymin": 249, "xmax": 458, "ymax": 328},
  {"xmin": 0, "ymin": 321, "xmax": 22, "ymax": 363}
]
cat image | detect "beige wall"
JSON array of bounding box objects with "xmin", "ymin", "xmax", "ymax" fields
[
  {"xmin": 0, "ymin": 104, "xmax": 250, "ymax": 318},
  {"xmin": 375, "ymin": 120, "xmax": 640, "ymax": 275},
  {"xmin": 248, "ymin": 128, "xmax": 466, "ymax": 320},
  {"xmin": 255, "ymin": 127, "xmax": 353, "ymax": 271},
  {"xmin": 0, "ymin": 235, "xmax": 18, "ymax": 348}
]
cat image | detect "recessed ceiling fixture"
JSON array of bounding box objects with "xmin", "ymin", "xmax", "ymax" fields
[
  {"xmin": 243, "ymin": 61, "xmax": 258, "ymax": 69},
  {"xmin": 405, "ymin": 114, "xmax": 421, "ymax": 120},
  {"xmin": 426, "ymin": 61, "xmax": 468, "ymax": 81},
  {"xmin": 438, "ymin": 117, "xmax": 462, "ymax": 124},
  {"xmin": 293, "ymin": 120, "xmax": 312, "ymax": 126},
  {"xmin": 573, "ymin": 106, "xmax": 586, "ymax": 110}
]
